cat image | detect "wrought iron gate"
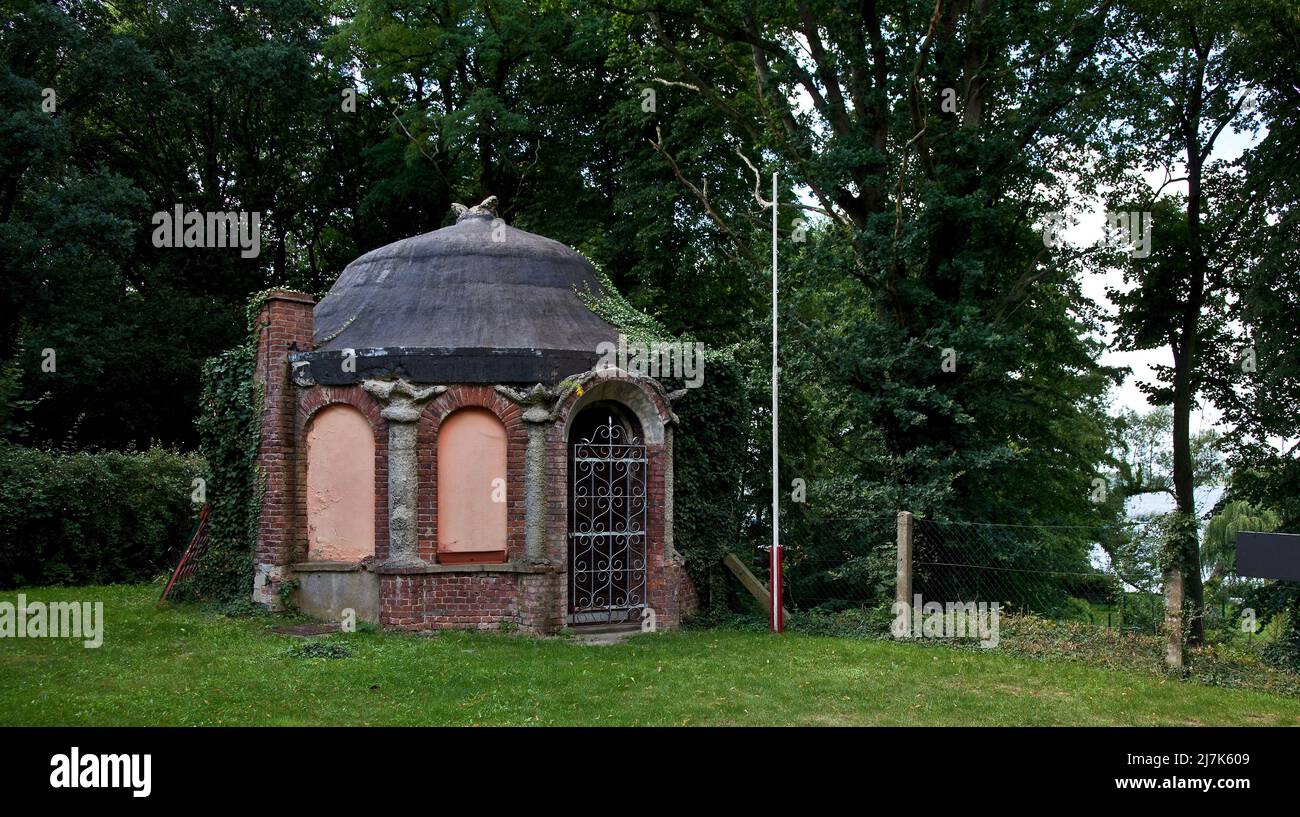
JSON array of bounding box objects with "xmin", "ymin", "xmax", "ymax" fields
[{"xmin": 568, "ymin": 415, "xmax": 648, "ymax": 624}]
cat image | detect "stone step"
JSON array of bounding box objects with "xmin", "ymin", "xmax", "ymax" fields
[
  {"xmin": 568, "ymin": 622, "xmax": 643, "ymax": 645},
  {"xmin": 570, "ymin": 622, "xmax": 642, "ymax": 635}
]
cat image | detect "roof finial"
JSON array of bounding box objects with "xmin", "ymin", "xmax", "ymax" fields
[{"xmin": 451, "ymin": 195, "xmax": 499, "ymax": 222}]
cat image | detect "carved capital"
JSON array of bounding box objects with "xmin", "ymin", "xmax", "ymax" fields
[
  {"xmin": 495, "ymin": 383, "xmax": 560, "ymax": 423},
  {"xmin": 290, "ymin": 360, "xmax": 316, "ymax": 387},
  {"xmin": 362, "ymin": 379, "xmax": 445, "ymax": 423}
]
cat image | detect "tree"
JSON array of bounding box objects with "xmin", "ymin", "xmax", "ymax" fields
[
  {"xmin": 0, "ymin": 0, "xmax": 370, "ymax": 447},
  {"xmin": 1101, "ymin": 407, "xmax": 1225, "ymax": 595},
  {"xmin": 1202, "ymin": 499, "xmax": 1279, "ymax": 586},
  {"xmin": 1101, "ymin": 0, "xmax": 1269, "ymax": 652},
  {"xmin": 1204, "ymin": 2, "xmax": 1300, "ymax": 533},
  {"xmin": 604, "ymin": 0, "xmax": 1125, "ymax": 543}
]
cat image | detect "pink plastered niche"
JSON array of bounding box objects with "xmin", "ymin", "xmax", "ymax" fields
[
  {"xmin": 305, "ymin": 404, "xmax": 376, "ymax": 561},
  {"xmin": 436, "ymin": 407, "xmax": 508, "ymax": 560}
]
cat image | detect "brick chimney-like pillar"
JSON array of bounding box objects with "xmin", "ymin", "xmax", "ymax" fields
[{"xmin": 252, "ymin": 290, "xmax": 316, "ymax": 608}]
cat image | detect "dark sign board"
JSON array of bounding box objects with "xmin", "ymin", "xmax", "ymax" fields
[{"xmin": 1236, "ymin": 531, "xmax": 1300, "ymax": 582}]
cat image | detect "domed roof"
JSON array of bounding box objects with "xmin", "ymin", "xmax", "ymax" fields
[
  {"xmin": 297, "ymin": 206, "xmax": 619, "ymax": 386},
  {"xmin": 316, "ymin": 209, "xmax": 617, "ymax": 352}
]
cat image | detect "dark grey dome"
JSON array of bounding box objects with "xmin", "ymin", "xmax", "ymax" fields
[
  {"xmin": 294, "ymin": 211, "xmax": 620, "ymax": 386},
  {"xmin": 314, "ymin": 212, "xmax": 618, "ymax": 352}
]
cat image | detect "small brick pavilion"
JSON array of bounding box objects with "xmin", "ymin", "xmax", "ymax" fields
[{"xmin": 250, "ymin": 200, "xmax": 697, "ymax": 634}]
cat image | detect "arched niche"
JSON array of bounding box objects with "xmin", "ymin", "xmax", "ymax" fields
[
  {"xmin": 562, "ymin": 374, "xmax": 668, "ymax": 445},
  {"xmin": 305, "ymin": 404, "xmax": 376, "ymax": 562},
  {"xmin": 437, "ymin": 407, "xmax": 508, "ymax": 562}
]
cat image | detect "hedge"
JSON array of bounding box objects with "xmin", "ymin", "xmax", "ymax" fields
[
  {"xmin": 659, "ymin": 349, "xmax": 752, "ymax": 609},
  {"xmin": 0, "ymin": 444, "xmax": 204, "ymax": 588}
]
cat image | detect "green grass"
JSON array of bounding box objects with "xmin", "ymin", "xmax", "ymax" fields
[{"xmin": 2, "ymin": 584, "xmax": 1299, "ymax": 726}]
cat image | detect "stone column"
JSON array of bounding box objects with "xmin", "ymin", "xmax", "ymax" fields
[
  {"xmin": 663, "ymin": 425, "xmax": 677, "ymax": 559},
  {"xmin": 363, "ymin": 379, "xmax": 443, "ymax": 568},
  {"xmin": 522, "ymin": 405, "xmax": 551, "ymax": 561}
]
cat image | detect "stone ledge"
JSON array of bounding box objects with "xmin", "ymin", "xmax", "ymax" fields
[
  {"xmin": 291, "ymin": 560, "xmax": 368, "ymax": 573},
  {"xmin": 373, "ymin": 560, "xmax": 562, "ymax": 576}
]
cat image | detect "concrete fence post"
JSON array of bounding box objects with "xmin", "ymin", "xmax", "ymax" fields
[
  {"xmin": 896, "ymin": 511, "xmax": 913, "ymax": 623},
  {"xmin": 1163, "ymin": 566, "xmax": 1185, "ymax": 670}
]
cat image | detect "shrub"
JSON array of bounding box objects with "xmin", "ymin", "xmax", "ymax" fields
[
  {"xmin": 660, "ymin": 349, "xmax": 750, "ymax": 609},
  {"xmin": 0, "ymin": 443, "xmax": 203, "ymax": 588}
]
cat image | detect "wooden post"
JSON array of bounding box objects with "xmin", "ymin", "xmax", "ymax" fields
[
  {"xmin": 896, "ymin": 511, "xmax": 913, "ymax": 616},
  {"xmin": 722, "ymin": 553, "xmax": 790, "ymax": 621}
]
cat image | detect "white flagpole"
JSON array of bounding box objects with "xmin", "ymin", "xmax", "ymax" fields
[{"xmin": 770, "ymin": 171, "xmax": 783, "ymax": 633}]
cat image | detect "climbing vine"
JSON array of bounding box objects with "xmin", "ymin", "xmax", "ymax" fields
[
  {"xmin": 576, "ymin": 261, "xmax": 675, "ymax": 345},
  {"xmin": 179, "ymin": 291, "xmax": 275, "ymax": 601},
  {"xmin": 580, "ymin": 263, "xmax": 751, "ymax": 611},
  {"xmin": 1157, "ymin": 511, "xmax": 1200, "ymax": 574}
]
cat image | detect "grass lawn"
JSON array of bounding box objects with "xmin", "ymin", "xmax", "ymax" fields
[{"xmin": 2, "ymin": 584, "xmax": 1298, "ymax": 726}]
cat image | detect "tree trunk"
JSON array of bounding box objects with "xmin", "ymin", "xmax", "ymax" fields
[
  {"xmin": 1170, "ymin": 352, "xmax": 1203, "ymax": 647},
  {"xmin": 1176, "ymin": 56, "xmax": 1209, "ymax": 646}
]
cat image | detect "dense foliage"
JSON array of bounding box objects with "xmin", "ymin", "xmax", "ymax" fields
[
  {"xmin": 0, "ymin": 443, "xmax": 202, "ymax": 587},
  {"xmin": 186, "ymin": 299, "xmax": 266, "ymax": 602},
  {"xmin": 581, "ymin": 266, "xmax": 753, "ymax": 608}
]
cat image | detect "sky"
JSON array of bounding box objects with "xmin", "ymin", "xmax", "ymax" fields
[{"xmin": 1069, "ymin": 126, "xmax": 1260, "ymax": 429}]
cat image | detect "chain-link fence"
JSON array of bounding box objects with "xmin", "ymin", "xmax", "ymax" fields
[
  {"xmin": 913, "ymin": 519, "xmax": 1161, "ymax": 632},
  {"xmin": 768, "ymin": 514, "xmax": 1261, "ymax": 639},
  {"xmin": 777, "ymin": 515, "xmax": 897, "ymax": 613}
]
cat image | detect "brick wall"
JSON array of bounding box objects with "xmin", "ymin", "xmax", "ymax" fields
[
  {"xmin": 252, "ymin": 291, "xmax": 315, "ymax": 606},
  {"xmin": 266, "ymin": 348, "xmax": 695, "ymax": 632},
  {"xmin": 381, "ymin": 573, "xmax": 521, "ymax": 630}
]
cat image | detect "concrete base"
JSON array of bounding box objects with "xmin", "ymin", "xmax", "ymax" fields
[{"xmin": 293, "ymin": 564, "xmax": 379, "ymax": 624}]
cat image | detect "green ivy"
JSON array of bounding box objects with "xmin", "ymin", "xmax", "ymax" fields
[
  {"xmin": 1158, "ymin": 511, "xmax": 1200, "ymax": 573},
  {"xmin": 180, "ymin": 292, "xmax": 274, "ymax": 602},
  {"xmin": 581, "ymin": 264, "xmax": 750, "ymax": 611},
  {"xmin": 576, "ymin": 259, "xmax": 675, "ymax": 345}
]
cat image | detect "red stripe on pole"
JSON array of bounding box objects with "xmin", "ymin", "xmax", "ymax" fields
[{"xmin": 773, "ymin": 547, "xmax": 784, "ymax": 633}]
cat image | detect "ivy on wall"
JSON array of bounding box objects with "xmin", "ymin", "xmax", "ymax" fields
[
  {"xmin": 182, "ymin": 293, "xmax": 273, "ymax": 601},
  {"xmin": 581, "ymin": 266, "xmax": 751, "ymax": 611}
]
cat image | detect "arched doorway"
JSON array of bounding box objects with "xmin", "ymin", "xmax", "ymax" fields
[{"xmin": 568, "ymin": 402, "xmax": 647, "ymax": 624}]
